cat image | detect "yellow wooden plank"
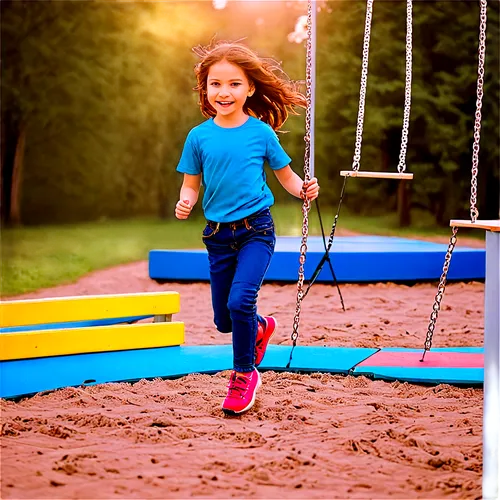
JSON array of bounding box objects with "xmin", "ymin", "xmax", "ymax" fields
[
  {"xmin": 0, "ymin": 292, "xmax": 180, "ymax": 328},
  {"xmin": 450, "ymin": 219, "xmax": 500, "ymax": 232},
  {"xmin": 0, "ymin": 321, "xmax": 184, "ymax": 361},
  {"xmin": 340, "ymin": 170, "xmax": 414, "ymax": 180}
]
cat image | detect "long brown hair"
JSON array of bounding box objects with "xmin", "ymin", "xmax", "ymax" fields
[{"xmin": 193, "ymin": 41, "xmax": 306, "ymax": 131}]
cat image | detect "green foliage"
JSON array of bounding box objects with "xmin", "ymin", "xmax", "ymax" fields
[
  {"xmin": 1, "ymin": 0, "xmax": 215, "ymax": 223},
  {"xmin": 0, "ymin": 0, "xmax": 498, "ymax": 227},
  {"xmin": 315, "ymin": 1, "xmax": 499, "ymax": 224}
]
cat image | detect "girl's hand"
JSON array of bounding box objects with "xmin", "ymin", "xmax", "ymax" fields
[
  {"xmin": 175, "ymin": 199, "xmax": 192, "ymax": 219},
  {"xmin": 302, "ymin": 177, "xmax": 320, "ymax": 201}
]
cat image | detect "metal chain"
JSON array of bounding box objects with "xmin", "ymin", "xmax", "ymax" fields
[
  {"xmin": 470, "ymin": 0, "xmax": 487, "ymax": 223},
  {"xmin": 352, "ymin": 0, "xmax": 373, "ymax": 171},
  {"xmin": 421, "ymin": 227, "xmax": 459, "ymax": 360},
  {"xmin": 397, "ymin": 0, "xmax": 413, "ymax": 173},
  {"xmin": 291, "ymin": 197, "xmax": 311, "ymax": 346},
  {"xmin": 291, "ymin": 0, "xmax": 313, "ymax": 347},
  {"xmin": 421, "ymin": 1, "xmax": 488, "ymax": 360},
  {"xmin": 320, "ymin": 177, "xmax": 348, "ymax": 260}
]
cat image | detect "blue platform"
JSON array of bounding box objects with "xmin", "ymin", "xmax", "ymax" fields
[
  {"xmin": 149, "ymin": 236, "xmax": 485, "ymax": 283},
  {"xmin": 0, "ymin": 345, "xmax": 482, "ymax": 399}
]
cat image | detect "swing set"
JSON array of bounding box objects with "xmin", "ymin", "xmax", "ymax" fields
[{"xmin": 291, "ymin": 1, "xmax": 499, "ymax": 498}]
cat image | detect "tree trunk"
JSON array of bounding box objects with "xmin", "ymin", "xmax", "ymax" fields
[
  {"xmin": 1, "ymin": 111, "xmax": 18, "ymax": 225},
  {"xmin": 397, "ymin": 180, "xmax": 411, "ymax": 227},
  {"xmin": 483, "ymin": 161, "xmax": 500, "ymax": 219},
  {"xmin": 10, "ymin": 123, "xmax": 26, "ymax": 226},
  {"xmin": 0, "ymin": 122, "xmax": 5, "ymax": 220}
]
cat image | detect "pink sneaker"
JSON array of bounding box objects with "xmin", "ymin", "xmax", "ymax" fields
[
  {"xmin": 222, "ymin": 369, "xmax": 261, "ymax": 415},
  {"xmin": 255, "ymin": 316, "xmax": 277, "ymax": 366}
]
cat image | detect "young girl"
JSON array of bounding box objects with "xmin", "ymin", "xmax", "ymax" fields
[{"xmin": 175, "ymin": 41, "xmax": 319, "ymax": 415}]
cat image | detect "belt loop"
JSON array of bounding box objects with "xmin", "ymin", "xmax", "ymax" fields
[
  {"xmin": 244, "ymin": 218, "xmax": 251, "ymax": 230},
  {"xmin": 214, "ymin": 222, "xmax": 220, "ymax": 235}
]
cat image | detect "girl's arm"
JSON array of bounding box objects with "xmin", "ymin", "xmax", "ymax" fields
[
  {"xmin": 175, "ymin": 173, "xmax": 202, "ymax": 219},
  {"xmin": 273, "ymin": 166, "xmax": 320, "ymax": 200}
]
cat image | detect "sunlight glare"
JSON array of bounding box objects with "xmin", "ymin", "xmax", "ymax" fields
[
  {"xmin": 210, "ymin": 0, "xmax": 311, "ymax": 44},
  {"xmin": 212, "ymin": 0, "xmax": 228, "ymax": 9},
  {"xmin": 288, "ymin": 14, "xmax": 308, "ymax": 43}
]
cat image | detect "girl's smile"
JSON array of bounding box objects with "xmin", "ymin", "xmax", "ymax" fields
[{"xmin": 216, "ymin": 101, "xmax": 235, "ymax": 108}]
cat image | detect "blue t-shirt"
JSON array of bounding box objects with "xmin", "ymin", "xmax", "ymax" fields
[{"xmin": 176, "ymin": 116, "xmax": 291, "ymax": 223}]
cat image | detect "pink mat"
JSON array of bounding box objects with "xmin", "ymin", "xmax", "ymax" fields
[{"xmin": 357, "ymin": 350, "xmax": 484, "ymax": 368}]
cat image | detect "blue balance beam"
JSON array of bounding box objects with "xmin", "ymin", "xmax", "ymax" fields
[{"xmin": 149, "ymin": 236, "xmax": 484, "ymax": 283}]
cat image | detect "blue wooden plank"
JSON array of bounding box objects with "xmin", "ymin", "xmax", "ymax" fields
[
  {"xmin": 0, "ymin": 345, "xmax": 377, "ymax": 399},
  {"xmin": 268, "ymin": 345, "xmax": 378, "ymax": 373},
  {"xmin": 0, "ymin": 345, "xmax": 230, "ymax": 399},
  {"xmin": 0, "ymin": 316, "xmax": 151, "ymax": 334},
  {"xmin": 0, "ymin": 345, "xmax": 483, "ymax": 399},
  {"xmin": 149, "ymin": 236, "xmax": 485, "ymax": 283}
]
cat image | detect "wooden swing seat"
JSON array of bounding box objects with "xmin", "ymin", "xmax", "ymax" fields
[{"xmin": 340, "ymin": 170, "xmax": 413, "ymax": 180}]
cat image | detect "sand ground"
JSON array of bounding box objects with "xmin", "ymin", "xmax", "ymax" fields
[{"xmin": 1, "ymin": 260, "xmax": 485, "ymax": 499}]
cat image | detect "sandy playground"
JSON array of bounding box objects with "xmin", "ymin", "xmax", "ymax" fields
[{"xmin": 1, "ymin": 256, "xmax": 486, "ymax": 499}]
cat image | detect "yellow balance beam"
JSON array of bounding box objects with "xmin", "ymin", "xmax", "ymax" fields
[
  {"xmin": 0, "ymin": 321, "xmax": 184, "ymax": 361},
  {"xmin": 0, "ymin": 292, "xmax": 180, "ymax": 328}
]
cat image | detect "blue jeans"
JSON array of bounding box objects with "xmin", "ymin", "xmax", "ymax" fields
[{"xmin": 202, "ymin": 208, "xmax": 276, "ymax": 373}]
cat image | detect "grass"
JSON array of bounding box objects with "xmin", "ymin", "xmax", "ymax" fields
[
  {"xmin": 1, "ymin": 205, "xmax": 484, "ymax": 297},
  {"xmin": 1, "ymin": 216, "xmax": 207, "ymax": 297}
]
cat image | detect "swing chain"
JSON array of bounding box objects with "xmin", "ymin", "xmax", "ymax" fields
[
  {"xmin": 292, "ymin": 198, "xmax": 311, "ymax": 343},
  {"xmin": 352, "ymin": 0, "xmax": 373, "ymax": 171},
  {"xmin": 397, "ymin": 0, "xmax": 413, "ymax": 174},
  {"xmin": 422, "ymin": 1, "xmax": 487, "ymax": 359},
  {"xmin": 422, "ymin": 226, "xmax": 459, "ymax": 354},
  {"xmin": 353, "ymin": 0, "xmax": 413, "ymax": 173},
  {"xmin": 470, "ymin": 0, "xmax": 487, "ymax": 223},
  {"xmin": 291, "ymin": 0, "xmax": 314, "ymax": 344}
]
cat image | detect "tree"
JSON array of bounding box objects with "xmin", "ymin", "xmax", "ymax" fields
[{"xmin": 1, "ymin": 0, "xmax": 498, "ymax": 226}]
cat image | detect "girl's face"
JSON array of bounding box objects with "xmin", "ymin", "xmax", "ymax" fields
[{"xmin": 207, "ymin": 59, "xmax": 254, "ymax": 126}]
